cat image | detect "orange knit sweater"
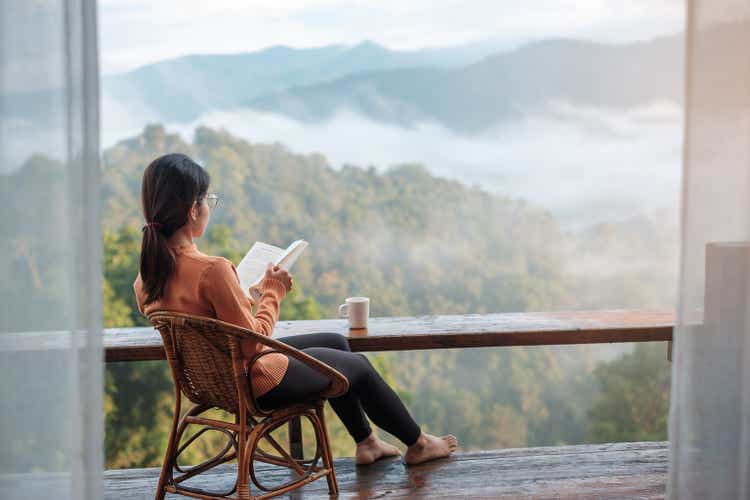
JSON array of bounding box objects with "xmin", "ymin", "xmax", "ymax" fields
[{"xmin": 133, "ymin": 241, "xmax": 289, "ymax": 397}]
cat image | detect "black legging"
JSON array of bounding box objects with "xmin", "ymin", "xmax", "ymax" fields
[{"xmin": 255, "ymin": 332, "xmax": 421, "ymax": 446}]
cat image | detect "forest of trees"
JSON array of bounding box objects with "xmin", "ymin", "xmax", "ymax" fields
[{"xmin": 6, "ymin": 124, "xmax": 673, "ymax": 467}]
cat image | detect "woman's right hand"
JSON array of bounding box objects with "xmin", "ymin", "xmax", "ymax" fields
[{"xmin": 264, "ymin": 262, "xmax": 293, "ymax": 292}]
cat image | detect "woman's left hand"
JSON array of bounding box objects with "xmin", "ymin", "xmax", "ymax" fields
[{"xmin": 248, "ymin": 284, "xmax": 262, "ymax": 303}]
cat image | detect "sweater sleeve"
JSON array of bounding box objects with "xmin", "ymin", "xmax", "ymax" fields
[{"xmin": 200, "ymin": 258, "xmax": 288, "ymax": 337}]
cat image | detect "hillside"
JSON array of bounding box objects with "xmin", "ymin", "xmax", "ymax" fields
[
  {"xmin": 102, "ymin": 124, "xmax": 568, "ymax": 319},
  {"xmin": 100, "ymin": 124, "xmax": 677, "ymax": 324},
  {"xmin": 78, "ymin": 123, "xmax": 676, "ymax": 465}
]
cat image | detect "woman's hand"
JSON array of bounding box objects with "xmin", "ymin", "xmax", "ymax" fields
[
  {"xmin": 265, "ymin": 262, "xmax": 293, "ymax": 292},
  {"xmin": 248, "ymin": 284, "xmax": 262, "ymax": 303}
]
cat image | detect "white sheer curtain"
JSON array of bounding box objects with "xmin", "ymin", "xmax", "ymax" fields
[
  {"xmin": 0, "ymin": 1, "xmax": 103, "ymax": 499},
  {"xmin": 668, "ymin": 2, "xmax": 750, "ymax": 499}
]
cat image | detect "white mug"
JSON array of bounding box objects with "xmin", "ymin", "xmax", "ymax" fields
[{"xmin": 338, "ymin": 297, "xmax": 369, "ymax": 329}]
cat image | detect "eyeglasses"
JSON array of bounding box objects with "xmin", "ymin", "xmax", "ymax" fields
[{"xmin": 200, "ymin": 193, "xmax": 220, "ymax": 209}]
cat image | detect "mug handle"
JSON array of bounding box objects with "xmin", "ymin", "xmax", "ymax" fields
[{"xmin": 338, "ymin": 303, "xmax": 349, "ymax": 318}]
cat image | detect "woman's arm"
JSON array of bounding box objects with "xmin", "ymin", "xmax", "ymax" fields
[{"xmin": 200, "ymin": 258, "xmax": 288, "ymax": 336}]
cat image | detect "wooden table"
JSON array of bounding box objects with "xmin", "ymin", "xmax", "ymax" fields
[
  {"xmin": 2, "ymin": 309, "xmax": 674, "ymax": 467},
  {"xmin": 100, "ymin": 309, "xmax": 674, "ymax": 462},
  {"xmin": 103, "ymin": 309, "xmax": 674, "ymax": 362}
]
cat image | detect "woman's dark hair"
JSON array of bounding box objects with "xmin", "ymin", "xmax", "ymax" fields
[{"xmin": 139, "ymin": 153, "xmax": 210, "ymax": 304}]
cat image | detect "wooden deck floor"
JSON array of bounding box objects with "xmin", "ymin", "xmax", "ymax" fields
[{"xmin": 105, "ymin": 441, "xmax": 667, "ymax": 499}]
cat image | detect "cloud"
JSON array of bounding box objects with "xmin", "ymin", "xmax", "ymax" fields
[
  {"xmin": 98, "ymin": 0, "xmax": 684, "ymax": 74},
  {"xmin": 101, "ymin": 90, "xmax": 161, "ymax": 147},
  {"xmin": 98, "ymin": 99, "xmax": 684, "ymax": 230}
]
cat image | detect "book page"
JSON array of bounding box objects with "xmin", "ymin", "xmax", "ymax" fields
[
  {"xmin": 236, "ymin": 239, "xmax": 309, "ymax": 299},
  {"xmin": 236, "ymin": 241, "xmax": 285, "ymax": 294},
  {"xmin": 277, "ymin": 240, "xmax": 309, "ymax": 269}
]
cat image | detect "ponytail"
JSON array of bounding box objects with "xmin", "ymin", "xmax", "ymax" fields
[
  {"xmin": 139, "ymin": 153, "xmax": 210, "ymax": 304},
  {"xmin": 139, "ymin": 221, "xmax": 177, "ymax": 304}
]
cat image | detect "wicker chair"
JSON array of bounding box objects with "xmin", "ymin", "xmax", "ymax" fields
[{"xmin": 147, "ymin": 310, "xmax": 349, "ymax": 500}]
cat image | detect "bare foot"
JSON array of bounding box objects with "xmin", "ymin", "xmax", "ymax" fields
[
  {"xmin": 404, "ymin": 432, "xmax": 458, "ymax": 465},
  {"xmin": 355, "ymin": 434, "xmax": 402, "ymax": 465}
]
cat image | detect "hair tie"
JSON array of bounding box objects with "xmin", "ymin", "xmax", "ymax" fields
[{"xmin": 142, "ymin": 221, "xmax": 162, "ymax": 232}]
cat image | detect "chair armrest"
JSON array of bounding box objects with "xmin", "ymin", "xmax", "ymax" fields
[
  {"xmin": 246, "ymin": 337, "xmax": 350, "ymax": 401},
  {"xmin": 148, "ymin": 311, "xmax": 350, "ymax": 402}
]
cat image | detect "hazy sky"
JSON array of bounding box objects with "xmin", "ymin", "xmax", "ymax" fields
[{"xmin": 99, "ymin": 0, "xmax": 684, "ymax": 75}]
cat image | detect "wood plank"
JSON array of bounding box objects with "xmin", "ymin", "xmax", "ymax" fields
[
  {"xmin": 0, "ymin": 310, "xmax": 674, "ymax": 362},
  {"xmin": 102, "ymin": 440, "xmax": 668, "ymax": 499},
  {"xmin": 105, "ymin": 309, "xmax": 673, "ymax": 362}
]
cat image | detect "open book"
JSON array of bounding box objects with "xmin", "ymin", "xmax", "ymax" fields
[{"xmin": 236, "ymin": 239, "xmax": 308, "ymax": 301}]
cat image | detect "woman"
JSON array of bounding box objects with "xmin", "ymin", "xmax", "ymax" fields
[{"xmin": 133, "ymin": 153, "xmax": 457, "ymax": 466}]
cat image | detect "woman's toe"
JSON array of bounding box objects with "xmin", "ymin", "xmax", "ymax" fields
[{"xmin": 442, "ymin": 435, "xmax": 458, "ymax": 450}]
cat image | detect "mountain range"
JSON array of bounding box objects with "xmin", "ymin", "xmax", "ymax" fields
[
  {"xmin": 246, "ymin": 35, "xmax": 683, "ymax": 133},
  {"xmin": 103, "ymin": 39, "xmax": 512, "ymax": 122},
  {"xmin": 104, "ymin": 35, "xmax": 683, "ymax": 133}
]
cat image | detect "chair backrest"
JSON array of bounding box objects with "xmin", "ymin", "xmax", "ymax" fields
[{"xmin": 148, "ymin": 311, "xmax": 247, "ymax": 414}]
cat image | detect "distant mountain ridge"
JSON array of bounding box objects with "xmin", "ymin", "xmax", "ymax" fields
[
  {"xmin": 102, "ymin": 34, "xmax": 684, "ymax": 133},
  {"xmin": 103, "ymin": 39, "xmax": 512, "ymax": 122},
  {"xmin": 244, "ymin": 34, "xmax": 684, "ymax": 133}
]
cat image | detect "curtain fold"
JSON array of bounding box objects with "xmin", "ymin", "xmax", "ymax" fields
[
  {"xmin": 0, "ymin": 1, "xmax": 103, "ymax": 498},
  {"xmin": 668, "ymin": 1, "xmax": 750, "ymax": 498}
]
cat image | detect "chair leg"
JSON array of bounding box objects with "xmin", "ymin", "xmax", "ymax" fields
[
  {"xmin": 237, "ymin": 406, "xmax": 251, "ymax": 500},
  {"xmin": 315, "ymin": 405, "xmax": 339, "ymax": 495},
  {"xmin": 155, "ymin": 389, "xmax": 182, "ymax": 500}
]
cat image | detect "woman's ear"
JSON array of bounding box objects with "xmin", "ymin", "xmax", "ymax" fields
[{"xmin": 189, "ymin": 202, "xmax": 199, "ymax": 222}]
